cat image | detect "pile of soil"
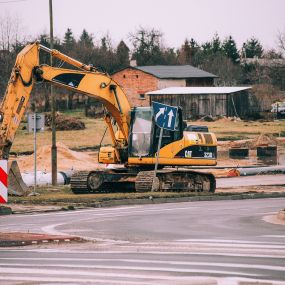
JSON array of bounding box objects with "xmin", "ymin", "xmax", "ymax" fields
[
  {"xmin": 250, "ymin": 134, "xmax": 277, "ymax": 148},
  {"xmin": 199, "ymin": 115, "xmax": 242, "ymax": 122},
  {"xmin": 17, "ymin": 142, "xmax": 101, "ymax": 172},
  {"xmin": 45, "ymin": 112, "xmax": 85, "ymax": 131}
]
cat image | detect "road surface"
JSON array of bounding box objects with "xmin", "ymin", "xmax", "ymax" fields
[
  {"xmin": 0, "ymin": 198, "xmax": 285, "ymax": 284},
  {"xmin": 217, "ymin": 174, "xmax": 285, "ymax": 188}
]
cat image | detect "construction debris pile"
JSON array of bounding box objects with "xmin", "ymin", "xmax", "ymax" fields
[
  {"xmin": 228, "ymin": 134, "xmax": 277, "ymax": 149},
  {"xmin": 17, "ymin": 142, "xmax": 100, "ymax": 172},
  {"xmin": 45, "ymin": 112, "xmax": 85, "ymax": 131}
]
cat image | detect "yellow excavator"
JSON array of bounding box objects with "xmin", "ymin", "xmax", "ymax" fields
[{"xmin": 0, "ymin": 42, "xmax": 217, "ymax": 194}]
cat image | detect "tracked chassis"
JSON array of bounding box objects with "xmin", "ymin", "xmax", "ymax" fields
[{"xmin": 70, "ymin": 168, "xmax": 216, "ymax": 194}]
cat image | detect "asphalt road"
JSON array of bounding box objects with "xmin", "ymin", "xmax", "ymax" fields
[
  {"xmin": 217, "ymin": 174, "xmax": 285, "ymax": 188},
  {"xmin": 0, "ymin": 198, "xmax": 285, "ymax": 284}
]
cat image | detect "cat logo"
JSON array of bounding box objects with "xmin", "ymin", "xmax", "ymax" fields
[{"xmin": 185, "ymin": 150, "xmax": 192, "ymax": 158}]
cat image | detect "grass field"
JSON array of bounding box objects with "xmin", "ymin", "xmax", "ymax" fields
[
  {"xmin": 11, "ymin": 109, "xmax": 285, "ymax": 153},
  {"xmin": 191, "ymin": 119, "xmax": 285, "ymax": 140},
  {"xmin": 7, "ymin": 185, "xmax": 237, "ymax": 206}
]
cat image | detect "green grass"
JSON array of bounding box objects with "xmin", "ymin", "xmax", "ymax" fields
[
  {"xmin": 10, "ymin": 109, "xmax": 285, "ymax": 153},
  {"xmin": 189, "ymin": 120, "xmax": 285, "ymax": 140},
  {"xmin": 11, "ymin": 110, "xmax": 112, "ymax": 153},
  {"xmin": 7, "ymin": 185, "xmax": 227, "ymax": 206}
]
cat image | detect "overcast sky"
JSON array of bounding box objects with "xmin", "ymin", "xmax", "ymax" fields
[{"xmin": 0, "ymin": 0, "xmax": 284, "ymax": 50}]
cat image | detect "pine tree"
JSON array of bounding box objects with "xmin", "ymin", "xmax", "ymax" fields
[
  {"xmin": 63, "ymin": 28, "xmax": 75, "ymax": 51},
  {"xmin": 116, "ymin": 40, "xmax": 130, "ymax": 68},
  {"xmin": 222, "ymin": 36, "xmax": 240, "ymax": 63},
  {"xmin": 242, "ymin": 37, "xmax": 263, "ymax": 58},
  {"xmin": 211, "ymin": 33, "xmax": 222, "ymax": 53},
  {"xmin": 79, "ymin": 29, "xmax": 93, "ymax": 48}
]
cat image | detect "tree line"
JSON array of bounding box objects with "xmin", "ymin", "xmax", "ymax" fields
[{"xmin": 0, "ymin": 20, "xmax": 285, "ymax": 110}]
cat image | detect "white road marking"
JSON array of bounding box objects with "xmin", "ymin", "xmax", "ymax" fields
[
  {"xmin": 0, "ymin": 266, "xmax": 262, "ymax": 278},
  {"xmin": 0, "ymin": 276, "xmax": 150, "ymax": 285},
  {"xmin": 176, "ymin": 239, "xmax": 284, "ymax": 244},
  {"xmin": 3, "ymin": 249, "xmax": 285, "ymax": 259},
  {"xmin": 262, "ymin": 235, "xmax": 285, "ymax": 238},
  {"xmin": 0, "ymin": 260, "xmax": 283, "ymax": 272}
]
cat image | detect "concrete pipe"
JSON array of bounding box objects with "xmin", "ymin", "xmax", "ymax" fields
[{"xmin": 21, "ymin": 171, "xmax": 66, "ymax": 187}]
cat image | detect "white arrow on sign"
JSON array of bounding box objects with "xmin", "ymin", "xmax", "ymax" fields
[
  {"xmin": 167, "ymin": 109, "xmax": 174, "ymax": 127},
  {"xmin": 155, "ymin": 107, "xmax": 165, "ymax": 121}
]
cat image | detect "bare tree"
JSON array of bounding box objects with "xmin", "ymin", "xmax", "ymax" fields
[
  {"xmin": 0, "ymin": 14, "xmax": 24, "ymax": 97},
  {"xmin": 0, "ymin": 14, "xmax": 22, "ymax": 51},
  {"xmin": 278, "ymin": 28, "xmax": 285, "ymax": 55}
]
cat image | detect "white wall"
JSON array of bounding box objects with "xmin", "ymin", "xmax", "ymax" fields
[{"xmin": 158, "ymin": 79, "xmax": 186, "ymax": 89}]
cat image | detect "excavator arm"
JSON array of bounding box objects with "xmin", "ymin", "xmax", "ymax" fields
[{"xmin": 0, "ymin": 42, "xmax": 131, "ymax": 161}]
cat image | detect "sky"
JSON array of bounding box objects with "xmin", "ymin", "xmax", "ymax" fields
[{"xmin": 0, "ymin": 0, "xmax": 284, "ymax": 51}]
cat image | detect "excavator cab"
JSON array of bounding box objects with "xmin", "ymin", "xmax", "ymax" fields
[{"xmin": 128, "ymin": 106, "xmax": 184, "ymax": 158}]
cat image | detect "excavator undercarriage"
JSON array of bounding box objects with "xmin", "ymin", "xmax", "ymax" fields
[{"xmin": 70, "ymin": 168, "xmax": 216, "ymax": 194}]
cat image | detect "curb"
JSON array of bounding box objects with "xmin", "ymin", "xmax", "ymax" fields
[
  {"xmin": 0, "ymin": 232, "xmax": 84, "ymax": 247},
  {"xmin": 89, "ymin": 192, "xmax": 285, "ymax": 208},
  {"xmin": 277, "ymin": 210, "xmax": 285, "ymax": 221},
  {"xmin": 4, "ymin": 192, "xmax": 285, "ymax": 216}
]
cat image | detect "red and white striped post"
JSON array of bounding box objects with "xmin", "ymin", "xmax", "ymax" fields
[{"xmin": 0, "ymin": 160, "xmax": 8, "ymax": 203}]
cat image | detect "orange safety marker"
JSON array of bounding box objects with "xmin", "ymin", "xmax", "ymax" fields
[
  {"xmin": 0, "ymin": 160, "xmax": 8, "ymax": 203},
  {"xmin": 227, "ymin": 168, "xmax": 240, "ymax": 177}
]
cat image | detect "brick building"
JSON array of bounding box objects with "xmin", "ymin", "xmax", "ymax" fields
[{"xmin": 112, "ymin": 65, "xmax": 217, "ymax": 107}]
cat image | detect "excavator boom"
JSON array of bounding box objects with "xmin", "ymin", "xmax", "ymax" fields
[{"xmin": 0, "ymin": 42, "xmax": 131, "ymax": 161}]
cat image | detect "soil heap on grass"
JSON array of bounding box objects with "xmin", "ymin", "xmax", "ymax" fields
[
  {"xmin": 250, "ymin": 134, "xmax": 277, "ymax": 148},
  {"xmin": 17, "ymin": 142, "xmax": 100, "ymax": 172},
  {"xmin": 45, "ymin": 112, "xmax": 85, "ymax": 131}
]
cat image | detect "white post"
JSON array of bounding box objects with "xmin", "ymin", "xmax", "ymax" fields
[
  {"xmin": 34, "ymin": 113, "xmax": 37, "ymax": 193},
  {"xmin": 152, "ymin": 125, "xmax": 164, "ymax": 191}
]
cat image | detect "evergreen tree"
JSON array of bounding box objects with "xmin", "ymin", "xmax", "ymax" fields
[
  {"xmin": 222, "ymin": 36, "xmax": 240, "ymax": 63},
  {"xmin": 178, "ymin": 38, "xmax": 199, "ymax": 65},
  {"xmin": 211, "ymin": 33, "xmax": 222, "ymax": 53},
  {"xmin": 242, "ymin": 37, "xmax": 263, "ymax": 58},
  {"xmin": 63, "ymin": 28, "xmax": 75, "ymax": 51},
  {"xmin": 116, "ymin": 40, "xmax": 130, "ymax": 68},
  {"xmin": 79, "ymin": 29, "xmax": 93, "ymax": 48}
]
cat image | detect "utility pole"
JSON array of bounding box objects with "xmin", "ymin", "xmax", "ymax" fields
[{"xmin": 49, "ymin": 0, "xmax": 57, "ymax": 185}]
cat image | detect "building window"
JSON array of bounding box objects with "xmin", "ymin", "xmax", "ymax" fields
[
  {"xmin": 123, "ymin": 74, "xmax": 126, "ymax": 78},
  {"xmin": 139, "ymin": 94, "xmax": 145, "ymax": 100},
  {"xmin": 136, "ymin": 75, "xmax": 139, "ymax": 78}
]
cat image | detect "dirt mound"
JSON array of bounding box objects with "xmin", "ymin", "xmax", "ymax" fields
[
  {"xmin": 250, "ymin": 134, "xmax": 277, "ymax": 148},
  {"xmin": 45, "ymin": 112, "xmax": 85, "ymax": 131},
  {"xmin": 17, "ymin": 142, "xmax": 101, "ymax": 172}
]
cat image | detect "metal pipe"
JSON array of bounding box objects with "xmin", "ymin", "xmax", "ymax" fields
[
  {"xmin": 236, "ymin": 166, "xmax": 285, "ymax": 176},
  {"xmin": 110, "ymin": 85, "xmax": 123, "ymax": 114},
  {"xmin": 39, "ymin": 44, "xmax": 94, "ymax": 72}
]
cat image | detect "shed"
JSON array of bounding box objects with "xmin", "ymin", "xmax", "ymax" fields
[
  {"xmin": 112, "ymin": 65, "xmax": 217, "ymax": 107},
  {"xmin": 147, "ymin": 86, "xmax": 254, "ymax": 119}
]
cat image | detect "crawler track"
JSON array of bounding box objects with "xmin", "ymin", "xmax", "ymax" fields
[
  {"xmin": 70, "ymin": 168, "xmax": 216, "ymax": 194},
  {"xmin": 135, "ymin": 170, "xmax": 216, "ymax": 192}
]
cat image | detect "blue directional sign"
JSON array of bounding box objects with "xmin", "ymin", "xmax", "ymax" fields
[{"xmin": 152, "ymin": 101, "xmax": 178, "ymax": 131}]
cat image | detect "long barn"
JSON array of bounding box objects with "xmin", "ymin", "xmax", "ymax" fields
[{"xmin": 147, "ymin": 86, "xmax": 254, "ymax": 119}]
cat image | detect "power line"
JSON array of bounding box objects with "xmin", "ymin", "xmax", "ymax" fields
[{"xmin": 0, "ymin": 0, "xmax": 28, "ymax": 3}]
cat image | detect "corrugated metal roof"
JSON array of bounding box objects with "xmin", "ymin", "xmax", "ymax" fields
[
  {"xmin": 134, "ymin": 65, "xmax": 217, "ymax": 79},
  {"xmin": 147, "ymin": 86, "xmax": 251, "ymax": 95}
]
